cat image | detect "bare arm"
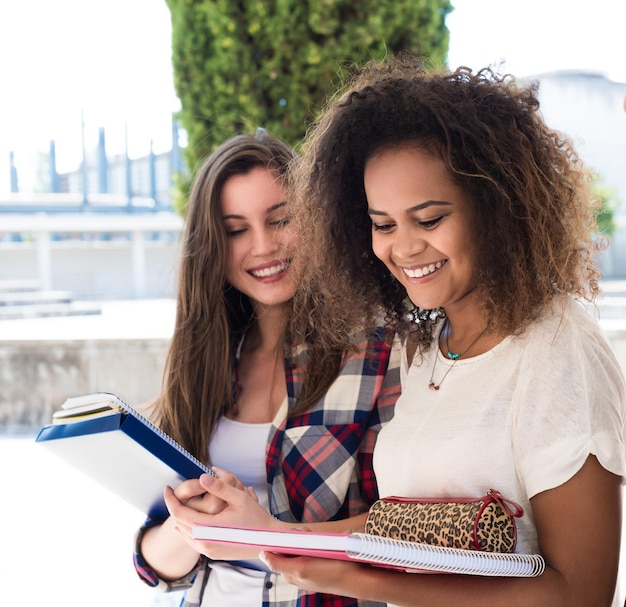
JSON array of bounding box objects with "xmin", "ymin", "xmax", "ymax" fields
[
  {"xmin": 139, "ymin": 478, "xmax": 207, "ymax": 581},
  {"xmin": 140, "ymin": 514, "xmax": 201, "ymax": 581},
  {"xmin": 260, "ymin": 455, "xmax": 622, "ymax": 607},
  {"xmin": 139, "ymin": 469, "xmax": 255, "ymax": 580}
]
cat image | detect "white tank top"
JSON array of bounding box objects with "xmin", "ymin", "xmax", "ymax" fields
[{"xmin": 203, "ymin": 417, "xmax": 272, "ymax": 607}]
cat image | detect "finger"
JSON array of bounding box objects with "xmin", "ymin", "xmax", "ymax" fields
[
  {"xmin": 246, "ymin": 486, "xmax": 260, "ymax": 501},
  {"xmin": 185, "ymin": 492, "xmax": 225, "ymax": 515},
  {"xmin": 259, "ymin": 552, "xmax": 307, "ymax": 579},
  {"xmin": 210, "ymin": 467, "xmax": 246, "ymax": 491},
  {"xmin": 197, "ymin": 493, "xmax": 228, "ymax": 515},
  {"xmin": 164, "ymin": 485, "xmax": 183, "ymax": 516},
  {"xmin": 172, "ymin": 478, "xmax": 206, "ymax": 502},
  {"xmin": 199, "ymin": 473, "xmax": 248, "ymax": 504},
  {"xmin": 164, "ymin": 485, "xmax": 201, "ymax": 528},
  {"xmin": 259, "ymin": 551, "xmax": 278, "ymax": 572}
]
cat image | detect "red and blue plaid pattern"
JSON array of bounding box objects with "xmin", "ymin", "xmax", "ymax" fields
[{"xmin": 133, "ymin": 327, "xmax": 401, "ymax": 607}]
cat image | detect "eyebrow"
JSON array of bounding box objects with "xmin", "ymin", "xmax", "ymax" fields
[
  {"xmin": 367, "ymin": 200, "xmax": 452, "ymax": 215},
  {"xmin": 223, "ymin": 200, "xmax": 289, "ymax": 220}
]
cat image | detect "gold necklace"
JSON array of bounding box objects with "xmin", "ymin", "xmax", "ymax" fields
[{"xmin": 428, "ymin": 321, "xmax": 488, "ymax": 391}]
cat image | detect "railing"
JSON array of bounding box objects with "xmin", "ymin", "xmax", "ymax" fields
[
  {"xmin": 0, "ymin": 192, "xmax": 168, "ymax": 214},
  {"xmin": 6, "ymin": 120, "xmax": 184, "ymax": 209}
]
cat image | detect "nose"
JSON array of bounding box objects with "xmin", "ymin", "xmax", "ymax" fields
[
  {"xmin": 392, "ymin": 225, "xmax": 426, "ymax": 261},
  {"xmin": 251, "ymin": 226, "xmax": 278, "ymax": 256}
]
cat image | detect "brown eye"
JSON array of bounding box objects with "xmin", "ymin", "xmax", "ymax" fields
[
  {"xmin": 372, "ymin": 223, "xmax": 394, "ymax": 232},
  {"xmin": 270, "ymin": 215, "xmax": 291, "ymax": 228},
  {"xmin": 225, "ymin": 224, "xmax": 246, "ymax": 237},
  {"xmin": 418, "ymin": 216, "xmax": 444, "ymax": 229}
]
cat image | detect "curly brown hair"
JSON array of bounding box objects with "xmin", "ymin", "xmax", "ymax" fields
[{"xmin": 290, "ymin": 54, "xmax": 603, "ymax": 359}]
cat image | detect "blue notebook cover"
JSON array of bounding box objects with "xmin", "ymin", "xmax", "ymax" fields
[{"xmin": 36, "ymin": 394, "xmax": 211, "ymax": 518}]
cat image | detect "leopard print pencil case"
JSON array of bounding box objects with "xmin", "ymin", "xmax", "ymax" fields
[{"xmin": 364, "ymin": 489, "xmax": 524, "ymax": 553}]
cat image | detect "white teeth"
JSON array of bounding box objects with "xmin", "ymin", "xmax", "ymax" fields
[
  {"xmin": 250, "ymin": 261, "xmax": 288, "ymax": 278},
  {"xmin": 403, "ymin": 261, "xmax": 443, "ymax": 278}
]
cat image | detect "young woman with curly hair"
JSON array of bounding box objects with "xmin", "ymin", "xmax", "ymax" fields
[
  {"xmin": 186, "ymin": 58, "xmax": 625, "ymax": 606},
  {"xmin": 132, "ymin": 131, "xmax": 401, "ymax": 607}
]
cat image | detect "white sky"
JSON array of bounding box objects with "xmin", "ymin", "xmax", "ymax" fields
[
  {"xmin": 1, "ymin": 0, "xmax": 625, "ymax": 193},
  {"xmin": 0, "ymin": 0, "xmax": 177, "ymax": 189},
  {"xmin": 446, "ymin": 0, "xmax": 626, "ymax": 81}
]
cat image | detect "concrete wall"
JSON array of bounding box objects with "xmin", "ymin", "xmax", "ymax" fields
[
  {"xmin": 0, "ymin": 241, "xmax": 181, "ymax": 300},
  {"xmin": 2, "ymin": 318, "xmax": 625, "ymax": 436},
  {"xmin": 0, "ymin": 337, "xmax": 170, "ymax": 434},
  {"xmin": 0, "ymin": 212, "xmax": 183, "ymax": 300}
]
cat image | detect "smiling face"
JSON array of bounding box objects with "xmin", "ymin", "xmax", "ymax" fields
[
  {"xmin": 365, "ymin": 145, "xmax": 477, "ymax": 314},
  {"xmin": 221, "ymin": 166, "xmax": 298, "ymax": 310}
]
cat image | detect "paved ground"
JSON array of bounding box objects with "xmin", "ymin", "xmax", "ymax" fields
[
  {"xmin": 0, "ymin": 301, "xmax": 179, "ymax": 604},
  {"xmin": 0, "ymin": 436, "xmax": 180, "ymax": 606}
]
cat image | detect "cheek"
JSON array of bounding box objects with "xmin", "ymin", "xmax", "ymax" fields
[
  {"xmin": 282, "ymin": 226, "xmax": 300, "ymax": 250},
  {"xmin": 447, "ymin": 233, "xmax": 474, "ymax": 270},
  {"xmin": 370, "ymin": 232, "xmax": 388, "ymax": 263}
]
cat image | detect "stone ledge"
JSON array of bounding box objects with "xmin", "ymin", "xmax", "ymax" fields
[
  {"xmin": 0, "ymin": 337, "xmax": 170, "ymax": 434},
  {"xmin": 0, "ymin": 301, "xmax": 102, "ymax": 320}
]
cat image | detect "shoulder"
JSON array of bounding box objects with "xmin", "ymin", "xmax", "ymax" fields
[
  {"xmin": 522, "ymin": 296, "xmax": 606, "ymax": 349},
  {"xmin": 516, "ymin": 296, "xmax": 624, "ymax": 392}
]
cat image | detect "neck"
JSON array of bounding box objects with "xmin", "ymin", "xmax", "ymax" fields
[
  {"xmin": 439, "ymin": 289, "xmax": 483, "ymax": 335},
  {"xmin": 440, "ymin": 299, "xmax": 490, "ymax": 358},
  {"xmin": 441, "ymin": 308, "xmax": 503, "ymax": 360},
  {"xmin": 444, "ymin": 317, "xmax": 487, "ymax": 343},
  {"xmin": 247, "ymin": 302, "xmax": 288, "ymax": 353}
]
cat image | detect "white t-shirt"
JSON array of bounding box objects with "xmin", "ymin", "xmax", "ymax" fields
[
  {"xmin": 374, "ymin": 297, "xmax": 626, "ymax": 560},
  {"xmin": 202, "ymin": 416, "xmax": 273, "ymax": 607}
]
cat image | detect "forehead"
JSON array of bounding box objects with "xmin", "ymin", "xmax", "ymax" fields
[
  {"xmin": 364, "ymin": 146, "xmax": 454, "ymax": 199},
  {"xmin": 221, "ymin": 167, "xmax": 286, "ymax": 215},
  {"xmin": 366, "ymin": 144, "xmax": 445, "ymax": 170}
]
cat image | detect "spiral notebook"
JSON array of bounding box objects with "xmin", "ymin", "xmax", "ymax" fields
[
  {"xmin": 36, "ymin": 392, "xmax": 212, "ymax": 518},
  {"xmin": 192, "ymin": 524, "xmax": 546, "ymax": 577}
]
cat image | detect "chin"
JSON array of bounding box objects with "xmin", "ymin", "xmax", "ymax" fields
[
  {"xmin": 405, "ymin": 293, "xmax": 440, "ymax": 311},
  {"xmin": 252, "ymin": 291, "xmax": 294, "ymax": 308}
]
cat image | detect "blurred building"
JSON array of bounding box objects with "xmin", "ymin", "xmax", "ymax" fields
[
  {"xmin": 530, "ymin": 70, "xmax": 626, "ymax": 276},
  {"xmin": 2, "ymin": 71, "xmax": 626, "ymax": 276}
]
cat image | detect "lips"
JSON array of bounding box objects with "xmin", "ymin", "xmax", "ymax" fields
[
  {"xmin": 248, "ymin": 260, "xmax": 290, "ymax": 278},
  {"xmin": 402, "ymin": 260, "xmax": 446, "ymax": 279}
]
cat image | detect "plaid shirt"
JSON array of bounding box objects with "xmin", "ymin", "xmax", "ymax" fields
[{"xmin": 133, "ymin": 327, "xmax": 401, "ymax": 607}]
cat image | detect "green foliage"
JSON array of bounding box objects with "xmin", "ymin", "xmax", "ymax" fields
[
  {"xmin": 170, "ymin": 170, "xmax": 193, "ymax": 217},
  {"xmin": 165, "ymin": 0, "xmax": 453, "ymax": 208},
  {"xmin": 593, "ymin": 177, "xmax": 620, "ymax": 237}
]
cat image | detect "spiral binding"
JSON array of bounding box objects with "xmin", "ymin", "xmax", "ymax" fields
[{"xmin": 348, "ymin": 533, "xmax": 545, "ymax": 577}]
